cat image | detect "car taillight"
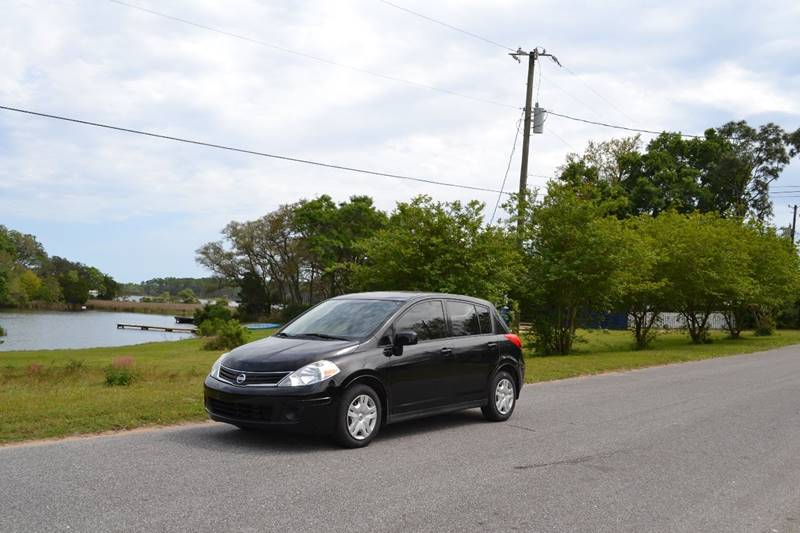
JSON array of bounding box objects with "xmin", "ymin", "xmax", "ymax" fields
[{"xmin": 504, "ymin": 333, "xmax": 522, "ymax": 348}]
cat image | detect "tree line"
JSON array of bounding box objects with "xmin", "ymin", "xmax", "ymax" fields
[
  {"xmin": 120, "ymin": 277, "xmax": 239, "ymax": 301},
  {"xmin": 0, "ymin": 226, "xmax": 119, "ymax": 309},
  {"xmin": 196, "ymin": 120, "xmax": 800, "ymax": 352}
]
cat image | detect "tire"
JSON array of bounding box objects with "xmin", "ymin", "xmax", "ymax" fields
[
  {"xmin": 334, "ymin": 383, "xmax": 382, "ymax": 448},
  {"xmin": 481, "ymin": 370, "xmax": 517, "ymax": 422}
]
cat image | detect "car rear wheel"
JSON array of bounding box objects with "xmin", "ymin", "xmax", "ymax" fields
[
  {"xmin": 334, "ymin": 383, "xmax": 382, "ymax": 448},
  {"xmin": 481, "ymin": 370, "xmax": 516, "ymax": 422}
]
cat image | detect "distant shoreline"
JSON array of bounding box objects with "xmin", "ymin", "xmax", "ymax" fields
[{"xmin": 86, "ymin": 299, "xmax": 202, "ymax": 316}]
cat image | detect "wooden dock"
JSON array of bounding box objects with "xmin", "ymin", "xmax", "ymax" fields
[{"xmin": 117, "ymin": 324, "xmax": 196, "ymax": 333}]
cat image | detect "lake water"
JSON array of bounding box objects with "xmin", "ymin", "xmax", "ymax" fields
[{"xmin": 0, "ymin": 311, "xmax": 196, "ymax": 352}]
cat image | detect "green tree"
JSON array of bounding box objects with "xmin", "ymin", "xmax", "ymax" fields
[
  {"xmin": 658, "ymin": 212, "xmax": 750, "ymax": 343},
  {"xmin": 716, "ymin": 121, "xmax": 796, "ymax": 220},
  {"xmin": 97, "ymin": 274, "xmax": 120, "ymax": 300},
  {"xmin": 351, "ymin": 195, "xmax": 519, "ymax": 303},
  {"xmin": 176, "ymin": 288, "xmax": 199, "ymax": 304},
  {"xmin": 197, "ymin": 203, "xmax": 305, "ymax": 310},
  {"xmin": 744, "ymin": 226, "xmax": 800, "ymax": 335},
  {"xmin": 237, "ymin": 270, "xmax": 270, "ymax": 319},
  {"xmin": 293, "ymin": 195, "xmax": 387, "ymax": 299},
  {"xmin": 514, "ymin": 189, "xmax": 629, "ymax": 355},
  {"xmin": 618, "ymin": 216, "xmax": 668, "ymax": 349},
  {"xmin": 59, "ymin": 270, "xmax": 90, "ymax": 308},
  {"xmin": 556, "ymin": 121, "xmax": 799, "ymax": 221}
]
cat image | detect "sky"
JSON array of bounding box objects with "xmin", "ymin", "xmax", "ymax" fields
[{"xmin": 1, "ymin": 0, "xmax": 799, "ymax": 282}]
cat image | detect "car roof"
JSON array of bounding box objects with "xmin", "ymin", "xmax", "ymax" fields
[{"xmin": 332, "ymin": 291, "xmax": 494, "ymax": 307}]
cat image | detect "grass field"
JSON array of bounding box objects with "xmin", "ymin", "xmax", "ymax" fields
[
  {"xmin": 0, "ymin": 330, "xmax": 271, "ymax": 445},
  {"xmin": 524, "ymin": 329, "xmax": 800, "ymax": 382},
  {"xmin": 1, "ymin": 328, "xmax": 799, "ymax": 445}
]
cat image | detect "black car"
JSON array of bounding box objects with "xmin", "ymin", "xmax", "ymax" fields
[{"xmin": 204, "ymin": 292, "xmax": 524, "ymax": 448}]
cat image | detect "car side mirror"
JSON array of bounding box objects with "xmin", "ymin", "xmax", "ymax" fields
[
  {"xmin": 395, "ymin": 331, "xmax": 418, "ymax": 346},
  {"xmin": 392, "ymin": 331, "xmax": 418, "ymax": 356}
]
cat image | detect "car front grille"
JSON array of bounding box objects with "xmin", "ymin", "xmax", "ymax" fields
[
  {"xmin": 218, "ymin": 366, "xmax": 290, "ymax": 386},
  {"xmin": 207, "ymin": 398, "xmax": 274, "ymax": 421}
]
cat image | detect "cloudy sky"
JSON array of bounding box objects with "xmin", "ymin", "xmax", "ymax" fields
[{"xmin": 2, "ymin": 0, "xmax": 799, "ymax": 282}]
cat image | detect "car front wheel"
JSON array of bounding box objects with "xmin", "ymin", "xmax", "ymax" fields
[
  {"xmin": 334, "ymin": 383, "xmax": 382, "ymax": 448},
  {"xmin": 481, "ymin": 370, "xmax": 517, "ymax": 422}
]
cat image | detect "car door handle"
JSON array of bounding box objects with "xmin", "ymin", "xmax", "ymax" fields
[
  {"xmin": 487, "ymin": 342, "xmax": 497, "ymax": 349},
  {"xmin": 441, "ymin": 347, "xmax": 453, "ymax": 357}
]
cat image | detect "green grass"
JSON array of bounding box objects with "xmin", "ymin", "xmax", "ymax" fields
[
  {"xmin": 524, "ymin": 329, "xmax": 800, "ymax": 383},
  {"xmin": 0, "ymin": 330, "xmax": 271, "ymax": 445},
  {"xmin": 2, "ymin": 328, "xmax": 799, "ymax": 445}
]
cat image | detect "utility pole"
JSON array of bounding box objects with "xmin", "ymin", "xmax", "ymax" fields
[
  {"xmin": 509, "ymin": 47, "xmax": 560, "ymax": 234},
  {"xmin": 792, "ymin": 204, "xmax": 798, "ymax": 243},
  {"xmin": 517, "ymin": 48, "xmax": 536, "ymax": 235}
]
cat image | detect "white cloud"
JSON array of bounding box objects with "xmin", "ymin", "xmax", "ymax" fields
[{"xmin": 1, "ymin": 0, "xmax": 799, "ymax": 280}]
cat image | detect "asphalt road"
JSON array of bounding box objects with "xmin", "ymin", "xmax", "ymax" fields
[{"xmin": 2, "ymin": 346, "xmax": 800, "ymax": 533}]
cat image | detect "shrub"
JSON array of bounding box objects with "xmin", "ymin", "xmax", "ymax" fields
[
  {"xmin": 754, "ymin": 312, "xmax": 776, "ymax": 336},
  {"xmin": 105, "ymin": 366, "xmax": 134, "ymax": 386},
  {"xmin": 200, "ymin": 319, "xmax": 249, "ymax": 350},
  {"xmin": 194, "ymin": 301, "xmax": 233, "ymax": 325},
  {"xmin": 197, "ymin": 317, "xmax": 223, "ymax": 337}
]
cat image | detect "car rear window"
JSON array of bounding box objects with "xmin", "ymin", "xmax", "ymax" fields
[{"xmin": 447, "ymin": 300, "xmax": 481, "ymax": 336}]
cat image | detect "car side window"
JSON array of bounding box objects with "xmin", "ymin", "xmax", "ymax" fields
[
  {"xmin": 476, "ymin": 305, "xmax": 492, "ymax": 334},
  {"xmin": 446, "ymin": 300, "xmax": 481, "ymax": 336},
  {"xmin": 394, "ymin": 300, "xmax": 447, "ymax": 342}
]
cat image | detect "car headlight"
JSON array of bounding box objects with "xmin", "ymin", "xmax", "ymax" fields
[
  {"xmin": 210, "ymin": 352, "xmax": 229, "ymax": 379},
  {"xmin": 278, "ymin": 360, "xmax": 340, "ymax": 387}
]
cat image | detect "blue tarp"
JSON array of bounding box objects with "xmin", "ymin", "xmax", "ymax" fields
[{"xmin": 243, "ymin": 323, "xmax": 281, "ymax": 330}]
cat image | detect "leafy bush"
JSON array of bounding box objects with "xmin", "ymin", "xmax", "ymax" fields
[
  {"xmin": 105, "ymin": 367, "xmax": 134, "ymax": 386},
  {"xmin": 198, "ymin": 318, "xmax": 249, "ymax": 350},
  {"xmin": 754, "ymin": 312, "xmax": 776, "ymax": 336},
  {"xmin": 197, "ymin": 317, "xmax": 225, "ymax": 337},
  {"xmin": 194, "ymin": 301, "xmax": 233, "ymax": 325}
]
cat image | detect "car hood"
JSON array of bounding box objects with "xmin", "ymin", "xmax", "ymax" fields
[{"xmin": 221, "ymin": 335, "xmax": 359, "ymax": 372}]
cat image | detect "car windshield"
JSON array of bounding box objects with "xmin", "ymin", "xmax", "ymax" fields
[{"xmin": 280, "ymin": 299, "xmax": 402, "ymax": 340}]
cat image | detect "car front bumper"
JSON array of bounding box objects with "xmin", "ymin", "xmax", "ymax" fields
[{"xmin": 204, "ymin": 375, "xmax": 338, "ymax": 433}]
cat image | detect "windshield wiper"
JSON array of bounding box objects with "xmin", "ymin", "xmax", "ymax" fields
[{"xmin": 295, "ymin": 332, "xmax": 349, "ymax": 341}]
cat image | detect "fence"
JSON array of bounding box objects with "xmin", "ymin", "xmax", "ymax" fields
[{"xmin": 517, "ymin": 311, "xmax": 730, "ymax": 333}]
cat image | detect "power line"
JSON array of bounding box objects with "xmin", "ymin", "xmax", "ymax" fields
[
  {"xmin": 0, "ymin": 105, "xmax": 508, "ymax": 195},
  {"xmin": 562, "ymin": 65, "xmax": 637, "ymax": 124},
  {"xmin": 371, "ymin": 1, "xmax": 704, "ymax": 138},
  {"xmin": 106, "ymin": 0, "xmax": 516, "ymax": 110},
  {"xmin": 104, "ymin": 2, "xmax": 707, "ymax": 143},
  {"xmin": 490, "ymin": 111, "xmax": 524, "ymax": 225},
  {"xmin": 547, "ymin": 110, "xmax": 703, "ymax": 139},
  {"xmin": 377, "ymin": 0, "xmax": 515, "ymax": 51}
]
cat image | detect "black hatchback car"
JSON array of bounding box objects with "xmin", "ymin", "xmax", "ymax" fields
[{"xmin": 204, "ymin": 292, "xmax": 524, "ymax": 447}]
